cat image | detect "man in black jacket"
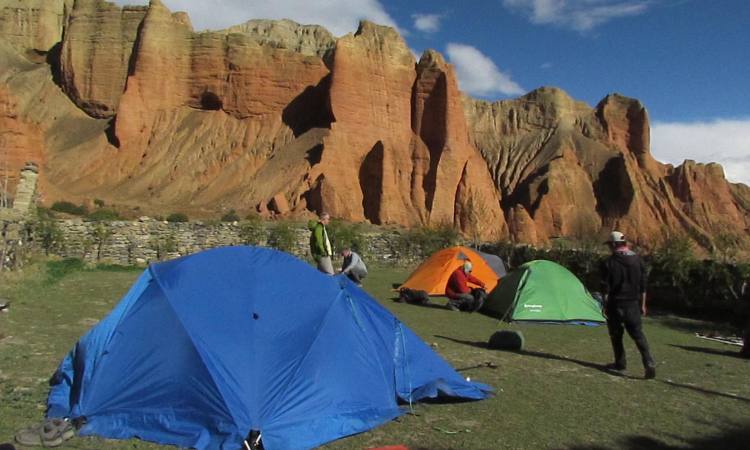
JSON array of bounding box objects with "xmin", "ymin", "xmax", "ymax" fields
[{"xmin": 600, "ymin": 231, "xmax": 656, "ymax": 379}]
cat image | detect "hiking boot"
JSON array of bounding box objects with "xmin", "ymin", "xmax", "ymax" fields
[
  {"xmin": 15, "ymin": 419, "xmax": 74, "ymax": 447},
  {"xmin": 644, "ymin": 366, "xmax": 656, "ymax": 380}
]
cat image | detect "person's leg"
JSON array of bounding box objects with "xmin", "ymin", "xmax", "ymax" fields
[
  {"xmin": 317, "ymin": 256, "xmax": 334, "ymax": 275},
  {"xmin": 622, "ymin": 302, "xmax": 656, "ymax": 376},
  {"xmin": 740, "ymin": 323, "xmax": 749, "ymax": 358},
  {"xmin": 606, "ymin": 304, "xmax": 627, "ymax": 369},
  {"xmin": 448, "ymin": 293, "xmax": 472, "ymax": 311},
  {"xmin": 346, "ymin": 271, "xmax": 361, "ymax": 284}
]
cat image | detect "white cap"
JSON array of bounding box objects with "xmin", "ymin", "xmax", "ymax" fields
[{"xmin": 605, "ymin": 231, "xmax": 626, "ymax": 244}]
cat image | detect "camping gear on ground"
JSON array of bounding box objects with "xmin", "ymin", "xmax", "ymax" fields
[
  {"xmin": 47, "ymin": 246, "xmax": 491, "ymax": 450},
  {"xmin": 398, "ymin": 246, "xmax": 505, "ymax": 295},
  {"xmin": 482, "ymin": 260, "xmax": 605, "ymax": 325},
  {"xmin": 488, "ymin": 330, "xmax": 525, "ymax": 351},
  {"xmin": 397, "ymin": 287, "xmax": 431, "ymax": 305}
]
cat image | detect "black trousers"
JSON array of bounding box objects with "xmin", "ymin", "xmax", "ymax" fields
[{"xmin": 606, "ymin": 301, "xmax": 655, "ymax": 369}]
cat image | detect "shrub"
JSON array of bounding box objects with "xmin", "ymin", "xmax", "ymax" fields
[
  {"xmin": 238, "ymin": 216, "xmax": 265, "ymax": 246},
  {"xmin": 166, "ymin": 213, "xmax": 188, "ymax": 223},
  {"xmin": 85, "ymin": 209, "xmax": 122, "ymax": 221},
  {"xmin": 45, "ymin": 258, "xmax": 85, "ymax": 283},
  {"xmin": 221, "ymin": 209, "xmax": 240, "ymax": 222},
  {"xmin": 267, "ymin": 222, "xmax": 297, "ymax": 253},
  {"xmin": 34, "ymin": 217, "xmax": 64, "ymax": 255},
  {"xmin": 50, "ymin": 201, "xmax": 88, "ymax": 216},
  {"xmin": 93, "ymin": 198, "xmax": 105, "ymax": 208},
  {"xmin": 90, "ymin": 223, "xmax": 113, "ymax": 261},
  {"xmin": 396, "ymin": 224, "xmax": 459, "ymax": 260},
  {"xmin": 327, "ymin": 219, "xmax": 367, "ymax": 256},
  {"xmin": 149, "ymin": 234, "xmax": 178, "ymax": 260}
]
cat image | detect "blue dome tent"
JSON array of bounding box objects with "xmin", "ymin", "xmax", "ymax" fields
[{"xmin": 47, "ymin": 246, "xmax": 491, "ymax": 450}]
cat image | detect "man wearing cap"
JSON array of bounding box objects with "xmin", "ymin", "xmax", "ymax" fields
[
  {"xmin": 445, "ymin": 260, "xmax": 486, "ymax": 312},
  {"xmin": 600, "ymin": 231, "xmax": 656, "ymax": 379}
]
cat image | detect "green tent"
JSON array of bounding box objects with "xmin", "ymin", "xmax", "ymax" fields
[{"xmin": 482, "ymin": 260, "xmax": 605, "ymax": 324}]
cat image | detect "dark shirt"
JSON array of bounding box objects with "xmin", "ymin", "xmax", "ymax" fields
[
  {"xmin": 446, "ymin": 267, "xmax": 485, "ymax": 300},
  {"xmin": 600, "ymin": 248, "xmax": 647, "ymax": 302}
]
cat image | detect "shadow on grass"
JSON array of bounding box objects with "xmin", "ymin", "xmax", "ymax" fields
[
  {"xmin": 434, "ymin": 335, "xmax": 636, "ymax": 378},
  {"xmin": 669, "ymin": 344, "xmax": 744, "ymax": 358},
  {"xmin": 659, "ymin": 379, "xmax": 750, "ymax": 404},
  {"xmin": 567, "ymin": 420, "xmax": 750, "ymax": 450},
  {"xmin": 652, "ymin": 313, "xmax": 735, "ymax": 335},
  {"xmin": 392, "ymin": 297, "xmax": 453, "ymax": 311}
]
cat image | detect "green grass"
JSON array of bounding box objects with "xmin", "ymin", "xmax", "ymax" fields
[{"xmin": 1, "ymin": 263, "xmax": 748, "ymax": 449}]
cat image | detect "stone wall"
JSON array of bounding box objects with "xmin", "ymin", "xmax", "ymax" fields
[{"xmin": 32, "ymin": 218, "xmax": 420, "ymax": 267}]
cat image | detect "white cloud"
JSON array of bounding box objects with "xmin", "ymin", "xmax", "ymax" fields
[
  {"xmin": 540, "ymin": 61, "xmax": 553, "ymax": 69},
  {"xmin": 651, "ymin": 119, "xmax": 750, "ymax": 186},
  {"xmin": 110, "ymin": 0, "xmax": 398, "ymax": 36},
  {"xmin": 412, "ymin": 13, "xmax": 442, "ymax": 33},
  {"xmin": 445, "ymin": 43, "xmax": 525, "ymax": 97},
  {"xmin": 502, "ymin": 0, "xmax": 650, "ymax": 32}
]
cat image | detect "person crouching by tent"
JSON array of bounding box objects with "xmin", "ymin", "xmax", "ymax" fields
[
  {"xmin": 339, "ymin": 248, "xmax": 368, "ymax": 286},
  {"xmin": 309, "ymin": 212, "xmax": 334, "ymax": 274},
  {"xmin": 600, "ymin": 231, "xmax": 656, "ymax": 379},
  {"xmin": 445, "ymin": 260, "xmax": 486, "ymax": 312}
]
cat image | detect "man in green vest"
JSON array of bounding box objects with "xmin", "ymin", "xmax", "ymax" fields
[{"xmin": 309, "ymin": 212, "xmax": 334, "ymax": 274}]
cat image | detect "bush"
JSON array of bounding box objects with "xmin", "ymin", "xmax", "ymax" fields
[
  {"xmin": 327, "ymin": 219, "xmax": 367, "ymax": 256},
  {"xmin": 50, "ymin": 201, "xmax": 88, "ymax": 216},
  {"xmin": 34, "ymin": 217, "xmax": 64, "ymax": 255},
  {"xmin": 238, "ymin": 217, "xmax": 265, "ymax": 246},
  {"xmin": 85, "ymin": 209, "xmax": 122, "ymax": 221},
  {"xmin": 45, "ymin": 258, "xmax": 85, "ymax": 283},
  {"xmin": 221, "ymin": 209, "xmax": 240, "ymax": 222},
  {"xmin": 267, "ymin": 222, "xmax": 297, "ymax": 253},
  {"xmin": 149, "ymin": 234, "xmax": 178, "ymax": 260},
  {"xmin": 166, "ymin": 213, "xmax": 188, "ymax": 223},
  {"xmin": 93, "ymin": 198, "xmax": 105, "ymax": 208},
  {"xmin": 396, "ymin": 224, "xmax": 459, "ymax": 260}
]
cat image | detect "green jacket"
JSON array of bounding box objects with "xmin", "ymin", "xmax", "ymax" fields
[{"xmin": 308, "ymin": 220, "xmax": 332, "ymax": 259}]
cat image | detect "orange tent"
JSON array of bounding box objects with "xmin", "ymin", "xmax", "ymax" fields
[{"xmin": 398, "ymin": 246, "xmax": 502, "ymax": 295}]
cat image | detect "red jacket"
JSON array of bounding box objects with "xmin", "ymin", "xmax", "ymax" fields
[{"xmin": 445, "ymin": 267, "xmax": 485, "ymax": 299}]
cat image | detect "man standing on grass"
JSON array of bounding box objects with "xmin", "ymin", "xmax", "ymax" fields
[
  {"xmin": 309, "ymin": 212, "xmax": 334, "ymax": 275},
  {"xmin": 600, "ymin": 231, "xmax": 656, "ymax": 379}
]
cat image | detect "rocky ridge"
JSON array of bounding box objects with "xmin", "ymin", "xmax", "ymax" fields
[{"xmin": 0, "ymin": 0, "xmax": 748, "ymax": 254}]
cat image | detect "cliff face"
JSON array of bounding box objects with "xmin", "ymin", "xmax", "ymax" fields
[
  {"xmin": 466, "ymin": 89, "xmax": 750, "ymax": 250},
  {"xmin": 0, "ymin": 0, "xmax": 748, "ymax": 252}
]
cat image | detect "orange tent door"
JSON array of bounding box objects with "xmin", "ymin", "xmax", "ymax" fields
[{"xmin": 398, "ymin": 246, "xmax": 500, "ymax": 295}]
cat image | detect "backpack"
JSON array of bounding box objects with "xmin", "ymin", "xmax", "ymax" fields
[{"xmin": 397, "ymin": 288, "xmax": 431, "ymax": 305}]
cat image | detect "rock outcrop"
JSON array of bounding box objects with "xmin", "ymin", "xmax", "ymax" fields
[
  {"xmin": 466, "ymin": 88, "xmax": 750, "ymax": 250},
  {"xmin": 0, "ymin": 0, "xmax": 70, "ymax": 54},
  {"xmin": 0, "ymin": 0, "xmax": 748, "ymax": 252}
]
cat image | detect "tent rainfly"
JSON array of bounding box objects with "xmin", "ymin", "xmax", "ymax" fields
[
  {"xmin": 47, "ymin": 247, "xmax": 491, "ymax": 450},
  {"xmin": 482, "ymin": 260, "xmax": 605, "ymax": 325},
  {"xmin": 398, "ymin": 246, "xmax": 506, "ymax": 295}
]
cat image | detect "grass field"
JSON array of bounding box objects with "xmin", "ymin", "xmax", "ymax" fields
[{"xmin": 1, "ymin": 260, "xmax": 748, "ymax": 449}]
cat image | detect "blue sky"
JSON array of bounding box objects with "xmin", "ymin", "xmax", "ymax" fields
[{"xmin": 113, "ymin": 0, "xmax": 750, "ymax": 184}]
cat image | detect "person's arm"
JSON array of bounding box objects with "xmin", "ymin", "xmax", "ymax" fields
[
  {"xmin": 599, "ymin": 259, "xmax": 610, "ymax": 305},
  {"xmin": 342, "ymin": 254, "xmax": 358, "ymax": 274},
  {"xmin": 640, "ymin": 257, "xmax": 648, "ymax": 316},
  {"xmin": 467, "ymin": 274, "xmax": 485, "ymax": 288}
]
